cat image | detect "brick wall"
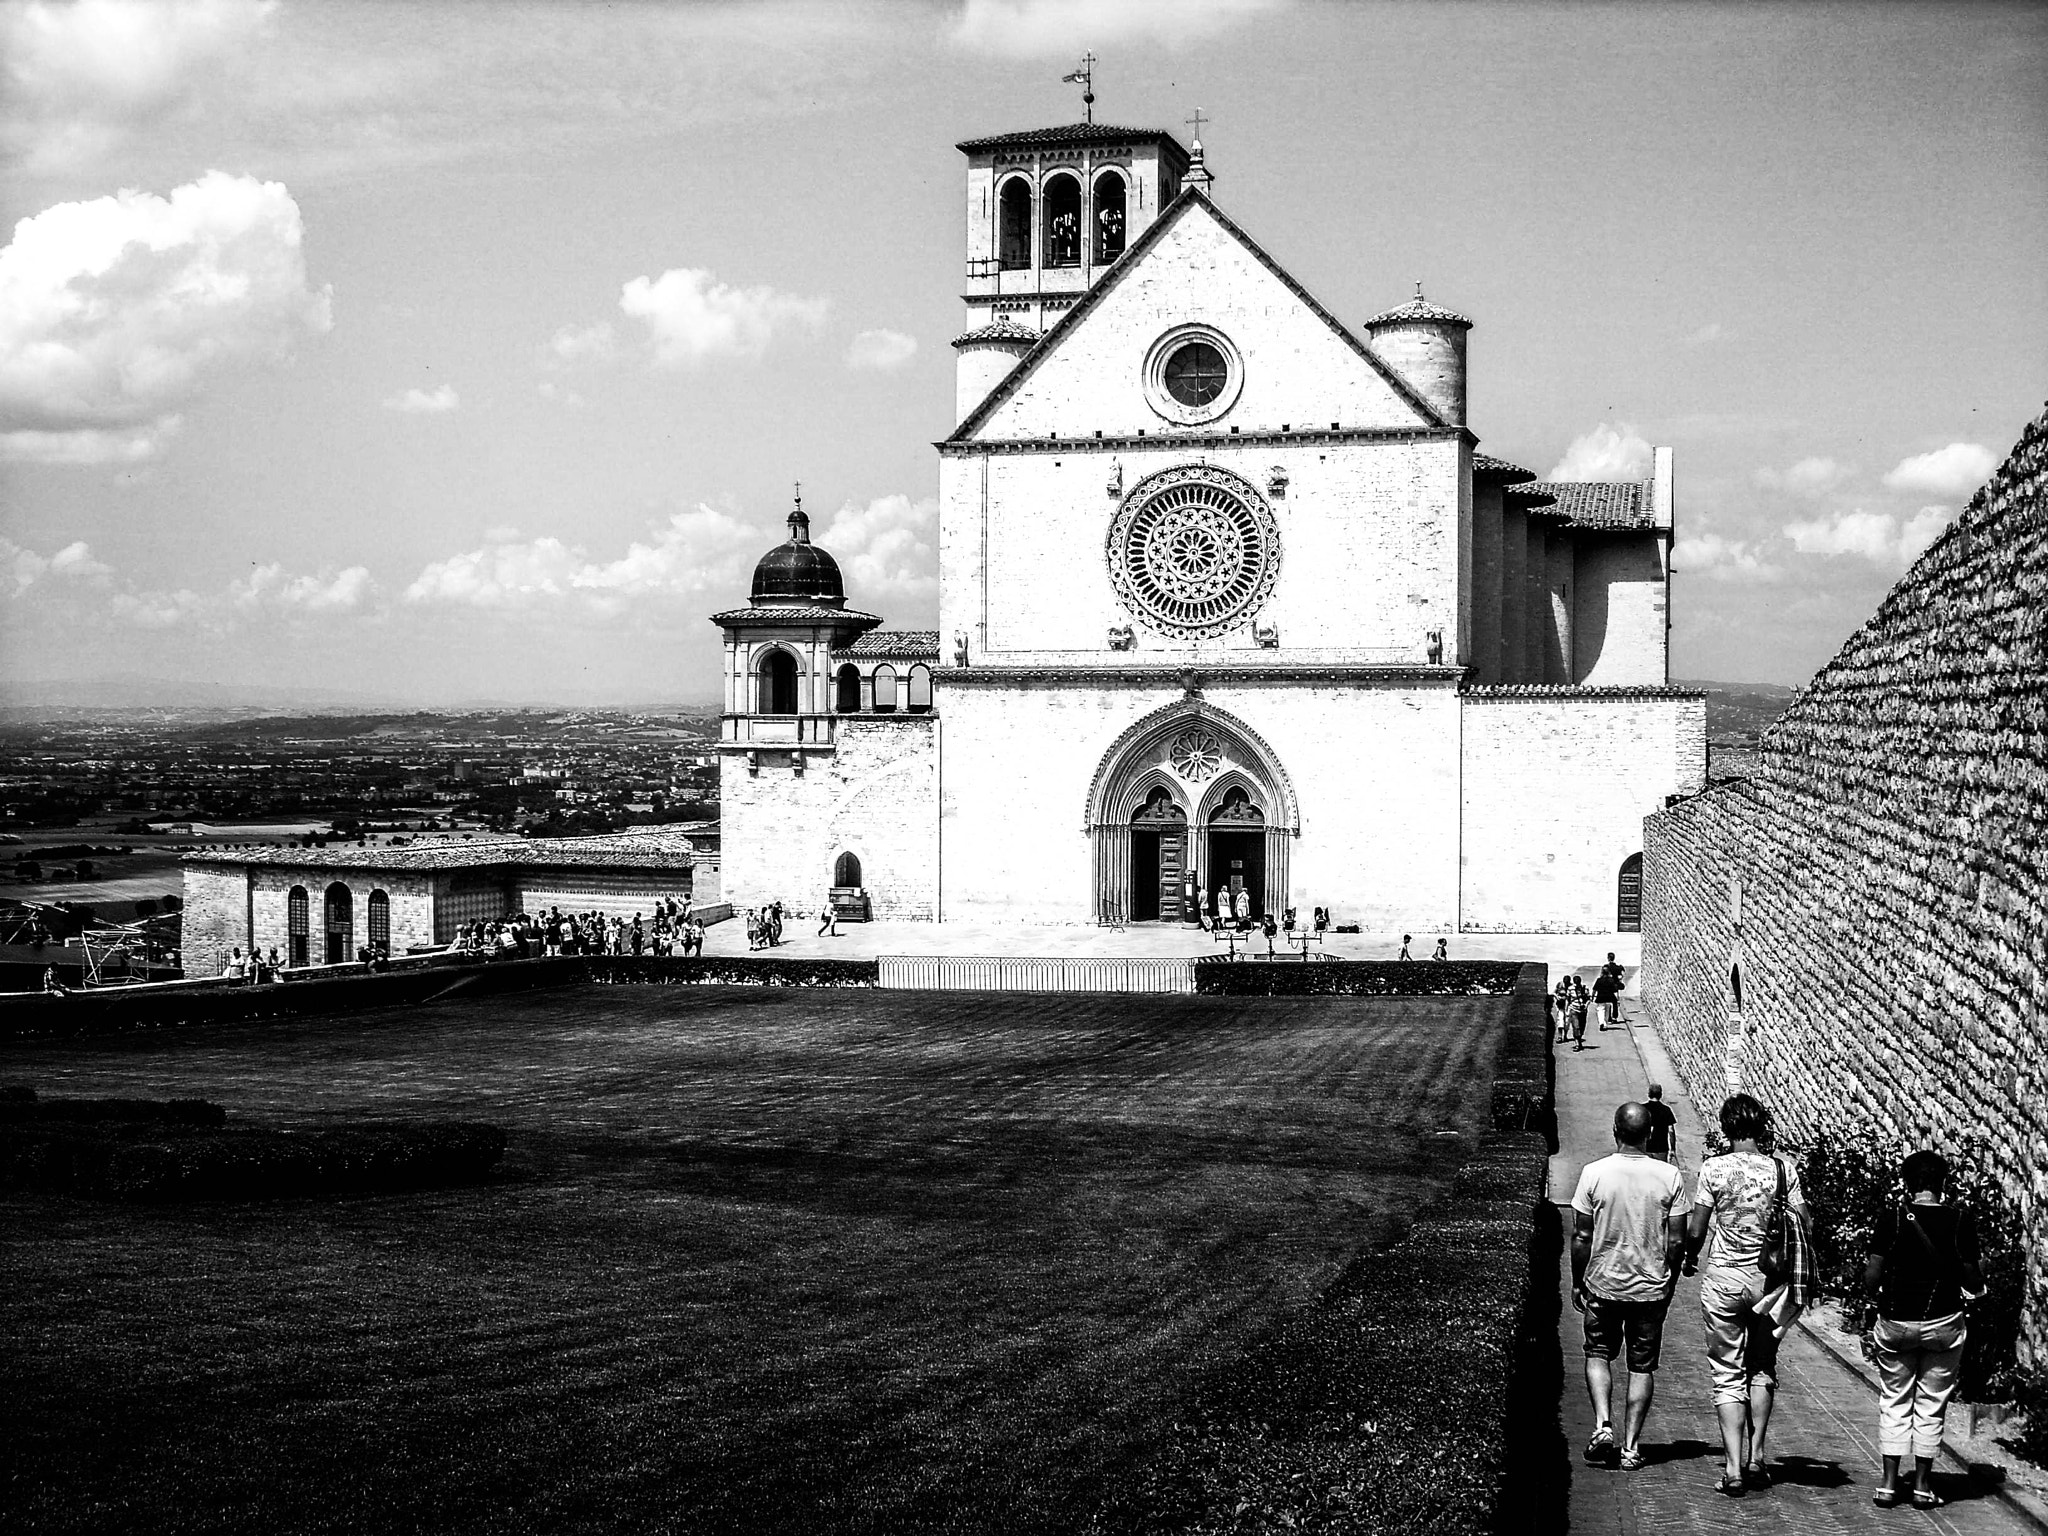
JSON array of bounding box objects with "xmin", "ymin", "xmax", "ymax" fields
[
  {"xmin": 1641, "ymin": 404, "xmax": 2048, "ymax": 1368},
  {"xmin": 179, "ymin": 863, "xmax": 249, "ymax": 977}
]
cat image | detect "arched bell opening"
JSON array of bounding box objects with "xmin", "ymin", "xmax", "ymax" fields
[
  {"xmin": 1093, "ymin": 169, "xmax": 1126, "ymax": 263},
  {"xmin": 756, "ymin": 648, "xmax": 800, "ymax": 715},
  {"xmin": 1043, "ymin": 172, "xmax": 1081, "ymax": 268},
  {"xmin": 998, "ymin": 176, "xmax": 1032, "ymax": 270}
]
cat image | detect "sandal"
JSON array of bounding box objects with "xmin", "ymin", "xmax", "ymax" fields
[
  {"xmin": 1744, "ymin": 1463, "xmax": 1772, "ymax": 1490},
  {"xmin": 1715, "ymin": 1473, "xmax": 1746, "ymax": 1497},
  {"xmin": 1912, "ymin": 1485, "xmax": 1943, "ymax": 1508},
  {"xmin": 1873, "ymin": 1485, "xmax": 1902, "ymax": 1508}
]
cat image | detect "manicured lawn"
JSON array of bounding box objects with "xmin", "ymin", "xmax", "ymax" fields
[{"xmin": 1, "ymin": 985, "xmax": 1512, "ymax": 1534}]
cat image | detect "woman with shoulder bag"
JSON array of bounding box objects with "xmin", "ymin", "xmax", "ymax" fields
[
  {"xmin": 1864, "ymin": 1149, "xmax": 1984, "ymax": 1509},
  {"xmin": 1682, "ymin": 1093, "xmax": 1808, "ymax": 1496}
]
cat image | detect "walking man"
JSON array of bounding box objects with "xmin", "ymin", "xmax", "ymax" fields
[
  {"xmin": 1594, "ymin": 953, "xmax": 1625, "ymax": 1030},
  {"xmin": 1571, "ymin": 1101, "xmax": 1691, "ymax": 1470},
  {"xmin": 1644, "ymin": 1084, "xmax": 1678, "ymax": 1165},
  {"xmin": 818, "ymin": 891, "xmax": 838, "ymax": 937}
]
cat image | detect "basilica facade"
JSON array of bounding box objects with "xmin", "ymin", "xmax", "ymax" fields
[{"xmin": 714, "ymin": 122, "xmax": 1704, "ymax": 933}]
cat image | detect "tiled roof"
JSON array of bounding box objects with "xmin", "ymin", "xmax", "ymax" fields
[
  {"xmin": 709, "ymin": 604, "xmax": 884, "ymax": 626},
  {"xmin": 1465, "ymin": 683, "xmax": 1707, "ymax": 701},
  {"xmin": 953, "ymin": 318, "xmax": 1039, "ymax": 347},
  {"xmin": 956, "ymin": 123, "xmax": 1182, "ymax": 153},
  {"xmin": 1473, "ymin": 453, "xmax": 1537, "ymax": 484},
  {"xmin": 1522, "ymin": 481, "xmax": 1657, "ymax": 529},
  {"xmin": 835, "ymin": 629, "xmax": 941, "ymax": 660},
  {"xmin": 1364, "ymin": 293, "xmax": 1472, "ymax": 329},
  {"xmin": 185, "ymin": 828, "xmax": 711, "ymax": 872}
]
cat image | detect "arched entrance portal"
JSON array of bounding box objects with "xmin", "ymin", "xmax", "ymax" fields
[
  {"xmin": 1085, "ymin": 700, "xmax": 1298, "ymax": 924},
  {"xmin": 1128, "ymin": 787, "xmax": 1187, "ymax": 922}
]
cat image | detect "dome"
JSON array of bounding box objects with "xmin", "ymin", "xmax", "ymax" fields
[
  {"xmin": 750, "ymin": 495, "xmax": 845, "ymax": 606},
  {"xmin": 1364, "ymin": 282, "xmax": 1472, "ymax": 331}
]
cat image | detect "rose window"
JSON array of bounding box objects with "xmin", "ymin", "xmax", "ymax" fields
[
  {"xmin": 1169, "ymin": 730, "xmax": 1222, "ymax": 781},
  {"xmin": 1108, "ymin": 466, "xmax": 1281, "ymax": 638}
]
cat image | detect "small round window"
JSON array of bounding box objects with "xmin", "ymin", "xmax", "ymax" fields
[
  {"xmin": 1142, "ymin": 325, "xmax": 1243, "ymax": 426},
  {"xmin": 1164, "ymin": 342, "xmax": 1228, "ymax": 407}
]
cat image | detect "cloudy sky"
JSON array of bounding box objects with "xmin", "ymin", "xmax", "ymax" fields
[{"xmin": 2, "ymin": 0, "xmax": 2042, "ymax": 706}]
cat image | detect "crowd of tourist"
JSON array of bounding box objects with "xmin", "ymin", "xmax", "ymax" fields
[{"xmin": 1570, "ymin": 1089, "xmax": 1983, "ymax": 1509}]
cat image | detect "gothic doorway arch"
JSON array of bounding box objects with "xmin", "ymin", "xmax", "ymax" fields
[{"xmin": 1085, "ymin": 700, "xmax": 1297, "ymax": 924}]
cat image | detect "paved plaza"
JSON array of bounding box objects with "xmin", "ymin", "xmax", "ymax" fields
[{"xmin": 1550, "ymin": 1002, "xmax": 2036, "ymax": 1533}]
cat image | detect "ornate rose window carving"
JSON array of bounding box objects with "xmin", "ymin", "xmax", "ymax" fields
[
  {"xmin": 1107, "ymin": 465, "xmax": 1281, "ymax": 639},
  {"xmin": 1169, "ymin": 729, "xmax": 1222, "ymax": 781}
]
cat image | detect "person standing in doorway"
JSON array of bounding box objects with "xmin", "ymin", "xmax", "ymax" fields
[
  {"xmin": 1644, "ymin": 1084, "xmax": 1679, "ymax": 1165},
  {"xmin": 1571, "ymin": 1101, "xmax": 1690, "ymax": 1471},
  {"xmin": 1234, "ymin": 886, "xmax": 1251, "ymax": 929}
]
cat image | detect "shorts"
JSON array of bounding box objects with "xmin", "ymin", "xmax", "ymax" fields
[
  {"xmin": 1582, "ymin": 1291, "xmax": 1671, "ymax": 1373},
  {"xmin": 1701, "ymin": 1270, "xmax": 1781, "ymax": 1404}
]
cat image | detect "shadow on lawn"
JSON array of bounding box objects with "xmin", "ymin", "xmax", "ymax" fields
[{"xmin": 1505, "ymin": 1199, "xmax": 1570, "ymax": 1535}]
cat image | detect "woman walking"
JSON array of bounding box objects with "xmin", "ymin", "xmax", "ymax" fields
[
  {"xmin": 1866, "ymin": 1150, "xmax": 1983, "ymax": 1509},
  {"xmin": 1683, "ymin": 1093, "xmax": 1808, "ymax": 1496}
]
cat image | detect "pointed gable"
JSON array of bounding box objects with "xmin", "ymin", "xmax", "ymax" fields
[{"xmin": 951, "ymin": 191, "xmax": 1449, "ymax": 443}]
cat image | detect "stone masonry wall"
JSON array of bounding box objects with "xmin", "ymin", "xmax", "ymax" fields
[
  {"xmin": 1641, "ymin": 404, "xmax": 2048, "ymax": 1368},
  {"xmin": 180, "ymin": 863, "xmax": 249, "ymax": 977}
]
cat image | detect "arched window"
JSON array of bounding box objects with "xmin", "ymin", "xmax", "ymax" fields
[
  {"xmin": 757, "ymin": 649, "xmax": 799, "ymax": 714},
  {"xmin": 287, "ymin": 885, "xmax": 309, "ymax": 968},
  {"xmin": 906, "ymin": 664, "xmax": 933, "ymax": 712},
  {"xmin": 1729, "ymin": 962, "xmax": 1744, "ymax": 1013},
  {"xmin": 835, "ymin": 663, "xmax": 861, "ymax": 713},
  {"xmin": 998, "ymin": 177, "xmax": 1032, "ymax": 270},
  {"xmin": 872, "ymin": 663, "xmax": 898, "ymax": 712},
  {"xmin": 1617, "ymin": 852, "xmax": 1643, "ymax": 933},
  {"xmin": 834, "ymin": 851, "xmax": 863, "ymax": 888},
  {"xmin": 1043, "ymin": 173, "xmax": 1081, "ymax": 268},
  {"xmin": 1093, "ymin": 169, "xmax": 1126, "ymax": 263},
  {"xmin": 368, "ymin": 889, "xmax": 391, "ymax": 955},
  {"xmin": 323, "ymin": 881, "xmax": 353, "ymax": 965}
]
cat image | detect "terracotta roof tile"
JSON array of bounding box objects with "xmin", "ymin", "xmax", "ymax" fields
[
  {"xmin": 185, "ymin": 828, "xmax": 712, "ymax": 872},
  {"xmin": 1522, "ymin": 481, "xmax": 1656, "ymax": 529},
  {"xmin": 709, "ymin": 604, "xmax": 884, "ymax": 626},
  {"xmin": 1474, "ymin": 453, "xmax": 1538, "ymax": 484},
  {"xmin": 956, "ymin": 123, "xmax": 1183, "ymax": 153},
  {"xmin": 834, "ymin": 629, "xmax": 941, "ymax": 660},
  {"xmin": 952, "ymin": 318, "xmax": 1039, "ymax": 347},
  {"xmin": 1364, "ymin": 293, "xmax": 1472, "ymax": 329}
]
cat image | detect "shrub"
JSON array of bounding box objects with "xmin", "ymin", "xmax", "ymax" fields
[
  {"xmin": 0, "ymin": 1094, "xmax": 225, "ymax": 1127},
  {"xmin": 1194, "ymin": 959, "xmax": 1522, "ymax": 996},
  {"xmin": 1795, "ymin": 1129, "xmax": 2028, "ymax": 1401},
  {"xmin": 586, "ymin": 956, "xmax": 879, "ymax": 988}
]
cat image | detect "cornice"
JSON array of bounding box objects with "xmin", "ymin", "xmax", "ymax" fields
[
  {"xmin": 1462, "ymin": 684, "xmax": 1707, "ymax": 701},
  {"xmin": 937, "ymin": 425, "xmax": 1475, "ymax": 456},
  {"xmin": 936, "ymin": 664, "xmax": 1466, "ymax": 686}
]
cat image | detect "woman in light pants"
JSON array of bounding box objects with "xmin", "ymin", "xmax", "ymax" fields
[{"xmin": 1864, "ymin": 1149, "xmax": 1984, "ymax": 1509}]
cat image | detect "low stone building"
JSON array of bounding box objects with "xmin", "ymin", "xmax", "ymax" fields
[
  {"xmin": 1641, "ymin": 404, "xmax": 2046, "ymax": 1367},
  {"xmin": 181, "ymin": 827, "xmax": 717, "ymax": 976}
]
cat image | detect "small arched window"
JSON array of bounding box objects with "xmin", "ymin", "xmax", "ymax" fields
[
  {"xmin": 1617, "ymin": 852, "xmax": 1643, "ymax": 933},
  {"xmin": 1043, "ymin": 173, "xmax": 1081, "ymax": 268},
  {"xmin": 287, "ymin": 885, "xmax": 309, "ymax": 968},
  {"xmin": 872, "ymin": 664, "xmax": 898, "ymax": 712},
  {"xmin": 323, "ymin": 881, "xmax": 353, "ymax": 965},
  {"xmin": 758, "ymin": 650, "xmax": 799, "ymax": 714},
  {"xmin": 368, "ymin": 889, "xmax": 391, "ymax": 954},
  {"xmin": 1093, "ymin": 170, "xmax": 1126, "ymax": 263},
  {"xmin": 834, "ymin": 851, "xmax": 862, "ymax": 888},
  {"xmin": 1730, "ymin": 962, "xmax": 1745, "ymax": 1013},
  {"xmin": 998, "ymin": 177, "xmax": 1032, "ymax": 270},
  {"xmin": 906, "ymin": 664, "xmax": 933, "ymax": 712},
  {"xmin": 835, "ymin": 663, "xmax": 861, "ymax": 713}
]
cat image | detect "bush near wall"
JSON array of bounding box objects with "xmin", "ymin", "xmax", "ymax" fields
[
  {"xmin": 585, "ymin": 956, "xmax": 880, "ymax": 988},
  {"xmin": 1, "ymin": 1113, "xmax": 505, "ymax": 1203},
  {"xmin": 1090, "ymin": 967, "xmax": 1556, "ymax": 1535},
  {"xmin": 1193, "ymin": 959, "xmax": 1523, "ymax": 997}
]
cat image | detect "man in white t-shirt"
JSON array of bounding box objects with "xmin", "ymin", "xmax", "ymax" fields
[{"xmin": 1571, "ymin": 1101, "xmax": 1691, "ymax": 1471}]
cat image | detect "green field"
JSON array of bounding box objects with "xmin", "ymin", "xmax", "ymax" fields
[{"xmin": 2, "ymin": 985, "xmax": 1513, "ymax": 1534}]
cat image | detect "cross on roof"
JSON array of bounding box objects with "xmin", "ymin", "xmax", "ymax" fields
[{"xmin": 1186, "ymin": 106, "xmax": 1209, "ymax": 144}]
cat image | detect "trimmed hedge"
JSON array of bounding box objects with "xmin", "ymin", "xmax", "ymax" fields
[
  {"xmin": 1090, "ymin": 964, "xmax": 1556, "ymax": 1534},
  {"xmin": 1194, "ymin": 958, "xmax": 1524, "ymax": 996},
  {"xmin": 586, "ymin": 956, "xmax": 880, "ymax": 988},
  {"xmin": 0, "ymin": 1099, "xmax": 505, "ymax": 1203}
]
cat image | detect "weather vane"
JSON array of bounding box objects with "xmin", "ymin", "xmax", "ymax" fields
[{"xmin": 1061, "ymin": 52, "xmax": 1096, "ymax": 123}]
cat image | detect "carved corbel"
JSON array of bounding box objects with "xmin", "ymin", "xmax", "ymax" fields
[
  {"xmin": 1254, "ymin": 622, "xmax": 1279, "ymax": 649},
  {"xmin": 1267, "ymin": 465, "xmax": 1289, "ymax": 497},
  {"xmin": 1108, "ymin": 623, "xmax": 1135, "ymax": 651}
]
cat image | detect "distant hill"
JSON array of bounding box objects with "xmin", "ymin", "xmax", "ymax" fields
[{"xmin": 1677, "ymin": 679, "xmax": 1803, "ymax": 743}]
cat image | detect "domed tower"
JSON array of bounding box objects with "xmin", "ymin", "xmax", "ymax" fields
[
  {"xmin": 1364, "ymin": 284, "xmax": 1470, "ymax": 426},
  {"xmin": 710, "ymin": 491, "xmax": 880, "ymax": 773},
  {"xmin": 951, "ymin": 316, "xmax": 1039, "ymax": 426}
]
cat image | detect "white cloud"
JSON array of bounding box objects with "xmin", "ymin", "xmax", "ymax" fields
[
  {"xmin": 0, "ymin": 171, "xmax": 331, "ymax": 463},
  {"xmin": 382, "ymin": 383, "xmax": 458, "ymax": 413},
  {"xmin": 1881, "ymin": 442, "xmax": 1996, "ymax": 501},
  {"xmin": 818, "ymin": 494, "xmax": 938, "ymax": 607},
  {"xmin": 846, "ymin": 328, "xmax": 918, "ymax": 371},
  {"xmin": 618, "ymin": 267, "xmax": 828, "ymax": 366},
  {"xmin": 1544, "ymin": 422, "xmax": 1654, "ymax": 481},
  {"xmin": 110, "ymin": 586, "xmax": 207, "ymax": 628},
  {"xmin": 405, "ymin": 506, "xmax": 763, "ymax": 613},
  {"xmin": 1782, "ymin": 505, "xmax": 1956, "ymax": 567},
  {"xmin": 1670, "ymin": 531, "xmax": 1781, "ymax": 584},
  {"xmin": 537, "ymin": 380, "xmax": 585, "ymax": 408},
  {"xmin": 4, "ymin": 536, "xmax": 112, "ymax": 594},
  {"xmin": 1681, "ymin": 322, "xmax": 1723, "ymax": 346},
  {"xmin": 228, "ymin": 562, "xmax": 373, "ymax": 613},
  {"xmin": 3, "ymin": 0, "xmax": 275, "ymax": 172},
  {"xmin": 545, "ymin": 321, "xmax": 616, "ymax": 366},
  {"xmin": 948, "ymin": 0, "xmax": 1284, "ymax": 55},
  {"xmin": 1754, "ymin": 455, "xmax": 1848, "ymax": 497}
]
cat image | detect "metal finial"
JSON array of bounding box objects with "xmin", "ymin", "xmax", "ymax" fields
[
  {"xmin": 1415, "ymin": 280, "xmax": 1425, "ymax": 300},
  {"xmin": 1061, "ymin": 52, "xmax": 1096, "ymax": 123},
  {"xmin": 789, "ymin": 482, "xmax": 809, "ymax": 543},
  {"xmin": 1186, "ymin": 105, "xmax": 1207, "ymax": 145}
]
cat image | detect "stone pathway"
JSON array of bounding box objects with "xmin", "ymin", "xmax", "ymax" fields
[{"xmin": 1550, "ymin": 1003, "xmax": 2036, "ymax": 1533}]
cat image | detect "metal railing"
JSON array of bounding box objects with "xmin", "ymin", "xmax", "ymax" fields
[{"xmin": 877, "ymin": 954, "xmax": 1195, "ymax": 994}]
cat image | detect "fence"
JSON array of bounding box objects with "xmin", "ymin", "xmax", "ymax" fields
[{"xmin": 877, "ymin": 955, "xmax": 1196, "ymax": 994}]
